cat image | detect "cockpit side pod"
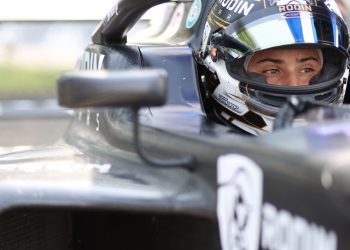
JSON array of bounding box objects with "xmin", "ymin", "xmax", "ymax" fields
[{"xmin": 139, "ymin": 46, "xmax": 200, "ymax": 105}]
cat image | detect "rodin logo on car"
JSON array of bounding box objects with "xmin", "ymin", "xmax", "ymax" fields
[
  {"xmin": 217, "ymin": 154, "xmax": 262, "ymax": 250},
  {"xmin": 217, "ymin": 154, "xmax": 337, "ymax": 250},
  {"xmin": 78, "ymin": 51, "xmax": 105, "ymax": 71},
  {"xmin": 262, "ymin": 203, "xmax": 337, "ymax": 250}
]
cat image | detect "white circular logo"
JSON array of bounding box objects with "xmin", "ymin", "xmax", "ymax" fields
[{"xmin": 217, "ymin": 154, "xmax": 263, "ymax": 250}]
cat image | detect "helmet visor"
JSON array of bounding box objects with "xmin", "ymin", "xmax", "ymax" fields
[{"xmin": 220, "ymin": 6, "xmax": 349, "ymax": 58}]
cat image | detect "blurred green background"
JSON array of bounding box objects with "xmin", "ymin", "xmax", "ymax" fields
[
  {"xmin": 0, "ymin": 63, "xmax": 58, "ymax": 100},
  {"xmin": 0, "ymin": 0, "xmax": 116, "ymax": 101},
  {"xmin": 0, "ymin": 21, "xmax": 99, "ymax": 100}
]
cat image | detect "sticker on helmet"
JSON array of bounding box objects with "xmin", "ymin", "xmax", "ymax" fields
[
  {"xmin": 269, "ymin": 0, "xmax": 314, "ymax": 7},
  {"xmin": 216, "ymin": 0, "xmax": 255, "ymax": 16},
  {"xmin": 274, "ymin": 0, "xmax": 315, "ymax": 12},
  {"xmin": 186, "ymin": 0, "xmax": 202, "ymax": 29},
  {"xmin": 218, "ymin": 94, "xmax": 239, "ymax": 111},
  {"xmin": 217, "ymin": 154, "xmax": 263, "ymax": 250},
  {"xmin": 277, "ymin": 4, "xmax": 312, "ymax": 12}
]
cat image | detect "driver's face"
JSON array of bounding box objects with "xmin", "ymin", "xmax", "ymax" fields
[{"xmin": 247, "ymin": 48, "xmax": 322, "ymax": 86}]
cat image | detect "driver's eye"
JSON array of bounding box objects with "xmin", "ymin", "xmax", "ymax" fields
[
  {"xmin": 262, "ymin": 69, "xmax": 279, "ymax": 75},
  {"xmin": 301, "ymin": 68, "xmax": 315, "ymax": 73}
]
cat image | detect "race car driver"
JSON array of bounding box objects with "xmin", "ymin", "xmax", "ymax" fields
[{"xmin": 198, "ymin": 0, "xmax": 350, "ymax": 135}]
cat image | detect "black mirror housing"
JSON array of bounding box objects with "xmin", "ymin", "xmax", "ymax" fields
[{"xmin": 57, "ymin": 69, "xmax": 167, "ymax": 108}]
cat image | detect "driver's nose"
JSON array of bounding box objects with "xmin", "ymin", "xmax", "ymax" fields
[{"xmin": 283, "ymin": 73, "xmax": 308, "ymax": 86}]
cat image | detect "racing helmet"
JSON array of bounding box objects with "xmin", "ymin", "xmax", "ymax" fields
[{"xmin": 198, "ymin": 0, "xmax": 350, "ymax": 135}]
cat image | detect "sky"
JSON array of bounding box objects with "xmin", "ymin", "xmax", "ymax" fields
[{"xmin": 0, "ymin": 0, "xmax": 117, "ymax": 20}]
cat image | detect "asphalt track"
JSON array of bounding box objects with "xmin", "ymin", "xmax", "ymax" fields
[
  {"xmin": 0, "ymin": 117, "xmax": 71, "ymax": 148},
  {"xmin": 0, "ymin": 100, "xmax": 72, "ymax": 148}
]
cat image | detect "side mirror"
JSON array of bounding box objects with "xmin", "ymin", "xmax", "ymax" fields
[
  {"xmin": 57, "ymin": 68, "xmax": 194, "ymax": 169},
  {"xmin": 57, "ymin": 69, "xmax": 167, "ymax": 108}
]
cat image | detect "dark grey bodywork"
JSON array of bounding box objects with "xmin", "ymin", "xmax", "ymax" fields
[{"xmin": 1, "ymin": 0, "xmax": 350, "ymax": 249}]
